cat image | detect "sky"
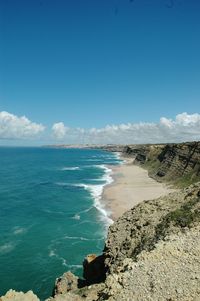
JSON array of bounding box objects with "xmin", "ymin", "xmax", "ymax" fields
[{"xmin": 0, "ymin": 0, "xmax": 200, "ymax": 145}]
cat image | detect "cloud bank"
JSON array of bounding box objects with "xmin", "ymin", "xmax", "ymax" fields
[
  {"xmin": 0, "ymin": 111, "xmax": 45, "ymax": 139},
  {"xmin": 1, "ymin": 111, "xmax": 199, "ymax": 144},
  {"xmin": 51, "ymin": 112, "xmax": 200, "ymax": 144}
]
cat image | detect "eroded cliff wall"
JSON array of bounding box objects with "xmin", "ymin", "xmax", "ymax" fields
[{"xmin": 123, "ymin": 142, "xmax": 200, "ymax": 186}]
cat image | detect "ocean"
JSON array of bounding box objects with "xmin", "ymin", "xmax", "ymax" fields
[{"xmin": 0, "ymin": 147, "xmax": 121, "ymax": 300}]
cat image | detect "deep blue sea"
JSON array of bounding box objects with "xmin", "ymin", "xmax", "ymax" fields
[{"xmin": 0, "ymin": 147, "xmax": 121, "ymax": 300}]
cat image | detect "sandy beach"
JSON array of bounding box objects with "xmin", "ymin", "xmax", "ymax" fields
[{"xmin": 103, "ymin": 157, "xmax": 175, "ymax": 220}]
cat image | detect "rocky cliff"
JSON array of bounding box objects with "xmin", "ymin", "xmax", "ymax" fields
[{"xmin": 123, "ymin": 142, "xmax": 200, "ymax": 187}]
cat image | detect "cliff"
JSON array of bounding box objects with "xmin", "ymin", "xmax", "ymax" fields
[
  {"xmin": 1, "ymin": 142, "xmax": 200, "ymax": 301},
  {"xmin": 123, "ymin": 142, "xmax": 200, "ymax": 187}
]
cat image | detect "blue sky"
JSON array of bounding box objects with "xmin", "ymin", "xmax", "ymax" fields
[{"xmin": 0, "ymin": 0, "xmax": 200, "ymax": 145}]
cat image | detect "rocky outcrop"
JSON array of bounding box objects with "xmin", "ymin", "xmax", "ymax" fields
[
  {"xmin": 53, "ymin": 272, "xmax": 79, "ymax": 296},
  {"xmin": 46, "ymin": 256, "xmax": 107, "ymax": 301},
  {"xmin": 0, "ymin": 290, "xmax": 39, "ymax": 301}
]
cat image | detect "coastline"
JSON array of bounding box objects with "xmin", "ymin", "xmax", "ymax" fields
[{"xmin": 102, "ymin": 155, "xmax": 175, "ymax": 220}]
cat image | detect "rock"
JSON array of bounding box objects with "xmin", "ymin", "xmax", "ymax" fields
[
  {"xmin": 0, "ymin": 289, "xmax": 39, "ymax": 301},
  {"xmin": 99, "ymin": 224, "xmax": 200, "ymax": 300},
  {"xmin": 156, "ymin": 170, "xmax": 165, "ymax": 177},
  {"xmin": 54, "ymin": 271, "xmax": 79, "ymax": 295},
  {"xmin": 83, "ymin": 254, "xmax": 107, "ymax": 284},
  {"xmin": 46, "ymin": 292, "xmax": 82, "ymax": 301}
]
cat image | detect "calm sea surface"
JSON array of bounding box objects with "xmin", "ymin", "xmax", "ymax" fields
[{"xmin": 0, "ymin": 147, "xmax": 121, "ymax": 300}]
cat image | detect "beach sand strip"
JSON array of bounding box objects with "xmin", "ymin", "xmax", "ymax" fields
[{"xmin": 103, "ymin": 157, "xmax": 175, "ymax": 220}]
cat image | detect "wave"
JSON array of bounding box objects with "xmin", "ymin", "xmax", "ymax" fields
[
  {"xmin": 73, "ymin": 219, "xmax": 98, "ymax": 226},
  {"xmin": 72, "ymin": 213, "xmax": 80, "ymax": 220},
  {"xmin": 63, "ymin": 235, "xmax": 103, "ymax": 242},
  {"xmin": 71, "ymin": 165, "xmax": 114, "ymax": 227},
  {"xmin": 38, "ymin": 181, "xmax": 51, "ymax": 186},
  {"xmin": 113, "ymin": 152, "xmax": 124, "ymax": 164},
  {"xmin": 61, "ymin": 166, "xmax": 80, "ymax": 171},
  {"xmin": 49, "ymin": 249, "xmax": 56, "ymax": 257},
  {"xmin": 78, "ymin": 206, "xmax": 93, "ymax": 214},
  {"xmin": 48, "ymin": 248, "xmax": 68, "ymax": 266},
  {"xmin": 57, "ymin": 164, "xmax": 115, "ymax": 228},
  {"xmin": 0, "ymin": 242, "xmax": 16, "ymax": 254},
  {"xmin": 55, "ymin": 182, "xmax": 71, "ymax": 187},
  {"xmin": 86, "ymin": 159, "xmax": 102, "ymax": 162},
  {"xmin": 13, "ymin": 226, "xmax": 27, "ymax": 235},
  {"xmin": 67, "ymin": 264, "xmax": 82, "ymax": 268},
  {"xmin": 64, "ymin": 235, "xmax": 91, "ymax": 241},
  {"xmin": 48, "ymin": 246, "xmax": 83, "ymax": 269}
]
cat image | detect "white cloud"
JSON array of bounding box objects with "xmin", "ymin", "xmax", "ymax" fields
[
  {"xmin": 0, "ymin": 111, "xmax": 45, "ymax": 139},
  {"xmin": 51, "ymin": 112, "xmax": 200, "ymax": 144},
  {"xmin": 52, "ymin": 122, "xmax": 69, "ymax": 140},
  {"xmin": 175, "ymin": 112, "xmax": 200, "ymax": 126}
]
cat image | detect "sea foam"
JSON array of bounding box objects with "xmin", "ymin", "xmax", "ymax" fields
[
  {"xmin": 61, "ymin": 166, "xmax": 80, "ymax": 171},
  {"xmin": 73, "ymin": 164, "xmax": 114, "ymax": 226},
  {"xmin": 0, "ymin": 242, "xmax": 16, "ymax": 254},
  {"xmin": 13, "ymin": 226, "xmax": 27, "ymax": 235}
]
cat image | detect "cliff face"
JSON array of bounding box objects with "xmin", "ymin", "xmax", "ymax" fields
[
  {"xmin": 124, "ymin": 142, "xmax": 200, "ymax": 186},
  {"xmin": 154, "ymin": 142, "xmax": 200, "ymax": 181}
]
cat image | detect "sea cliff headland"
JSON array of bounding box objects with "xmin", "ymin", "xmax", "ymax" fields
[{"xmin": 1, "ymin": 141, "xmax": 200, "ymax": 301}]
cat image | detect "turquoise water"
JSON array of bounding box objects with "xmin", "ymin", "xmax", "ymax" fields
[{"xmin": 0, "ymin": 147, "xmax": 121, "ymax": 300}]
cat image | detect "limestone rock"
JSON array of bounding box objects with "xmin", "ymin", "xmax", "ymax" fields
[
  {"xmin": 54, "ymin": 271, "xmax": 79, "ymax": 295},
  {"xmin": 99, "ymin": 225, "xmax": 200, "ymax": 301},
  {"xmin": 0, "ymin": 289, "xmax": 39, "ymax": 301}
]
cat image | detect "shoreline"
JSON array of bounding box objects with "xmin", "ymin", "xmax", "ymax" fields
[{"xmin": 102, "ymin": 155, "xmax": 175, "ymax": 220}]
